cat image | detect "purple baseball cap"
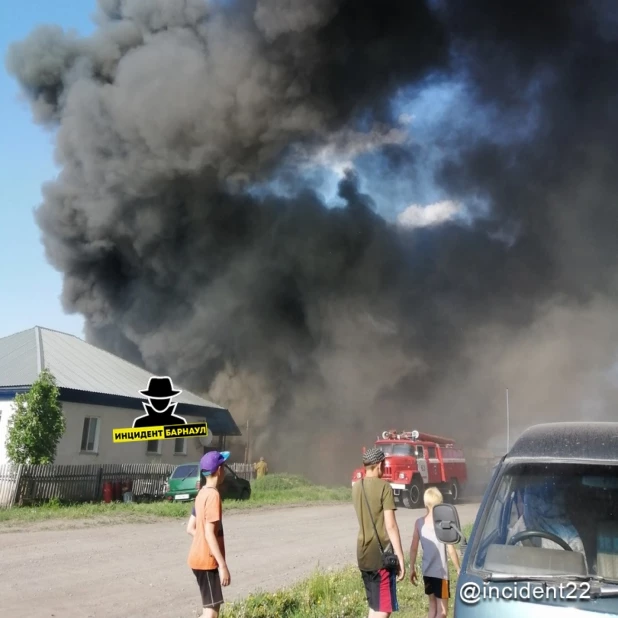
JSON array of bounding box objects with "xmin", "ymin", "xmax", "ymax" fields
[{"xmin": 200, "ymin": 450, "xmax": 230, "ymax": 475}]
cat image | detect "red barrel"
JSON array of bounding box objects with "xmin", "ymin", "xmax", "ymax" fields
[{"xmin": 102, "ymin": 482, "xmax": 113, "ymax": 504}]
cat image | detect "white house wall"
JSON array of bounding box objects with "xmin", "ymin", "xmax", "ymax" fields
[
  {"xmin": 0, "ymin": 400, "xmax": 207, "ymax": 466},
  {"xmin": 0, "ymin": 400, "xmax": 16, "ymax": 465}
]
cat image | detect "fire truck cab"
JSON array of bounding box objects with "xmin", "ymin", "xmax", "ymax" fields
[{"xmin": 351, "ymin": 429, "xmax": 467, "ymax": 509}]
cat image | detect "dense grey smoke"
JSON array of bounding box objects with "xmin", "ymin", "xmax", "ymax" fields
[{"xmin": 8, "ymin": 0, "xmax": 618, "ymax": 482}]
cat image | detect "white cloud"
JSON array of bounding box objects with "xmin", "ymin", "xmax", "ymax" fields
[
  {"xmin": 291, "ymin": 123, "xmax": 410, "ymax": 175},
  {"xmin": 397, "ymin": 200, "xmax": 462, "ymax": 228}
]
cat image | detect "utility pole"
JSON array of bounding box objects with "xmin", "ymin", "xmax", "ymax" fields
[
  {"xmin": 506, "ymin": 388, "xmax": 510, "ymax": 453},
  {"xmin": 244, "ymin": 419, "xmax": 250, "ymax": 464}
]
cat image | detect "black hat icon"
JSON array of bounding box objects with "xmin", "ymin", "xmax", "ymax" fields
[{"xmin": 139, "ymin": 376, "xmax": 182, "ymax": 399}]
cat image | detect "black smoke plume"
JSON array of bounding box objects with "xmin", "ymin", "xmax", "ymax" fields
[{"xmin": 7, "ymin": 0, "xmax": 618, "ymax": 482}]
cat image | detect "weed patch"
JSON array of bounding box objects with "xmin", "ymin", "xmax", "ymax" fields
[{"xmin": 222, "ymin": 524, "xmax": 474, "ymax": 618}]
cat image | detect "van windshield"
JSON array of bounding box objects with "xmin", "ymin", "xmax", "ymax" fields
[{"xmin": 469, "ymin": 462, "xmax": 618, "ymax": 580}]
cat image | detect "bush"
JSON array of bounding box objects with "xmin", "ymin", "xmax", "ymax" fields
[
  {"xmin": 5, "ymin": 369, "xmax": 66, "ymax": 465},
  {"xmin": 245, "ymin": 473, "xmax": 351, "ymax": 505},
  {"xmin": 251, "ymin": 474, "xmax": 314, "ymax": 492}
]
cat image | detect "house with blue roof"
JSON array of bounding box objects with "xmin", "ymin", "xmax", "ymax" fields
[{"xmin": 0, "ymin": 326, "xmax": 241, "ymax": 466}]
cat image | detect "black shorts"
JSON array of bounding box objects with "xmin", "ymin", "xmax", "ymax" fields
[
  {"xmin": 192, "ymin": 568, "xmax": 224, "ymax": 608},
  {"xmin": 360, "ymin": 569, "xmax": 399, "ymax": 612},
  {"xmin": 423, "ymin": 576, "xmax": 450, "ymax": 599}
]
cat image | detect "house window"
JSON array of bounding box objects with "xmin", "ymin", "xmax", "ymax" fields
[
  {"xmin": 174, "ymin": 437, "xmax": 187, "ymax": 455},
  {"xmin": 81, "ymin": 417, "xmax": 100, "ymax": 453},
  {"xmin": 146, "ymin": 440, "xmax": 161, "ymax": 455}
]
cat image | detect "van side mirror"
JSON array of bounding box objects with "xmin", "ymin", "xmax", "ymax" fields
[{"xmin": 433, "ymin": 503, "xmax": 465, "ymax": 545}]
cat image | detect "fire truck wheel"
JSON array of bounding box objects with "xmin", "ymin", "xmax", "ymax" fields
[
  {"xmin": 447, "ymin": 479, "xmax": 460, "ymax": 504},
  {"xmin": 403, "ymin": 477, "xmax": 424, "ymax": 509}
]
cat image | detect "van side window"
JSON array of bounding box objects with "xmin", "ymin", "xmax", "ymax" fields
[
  {"xmin": 428, "ymin": 447, "xmax": 437, "ymax": 459},
  {"xmin": 415, "ymin": 446, "xmax": 424, "ymax": 458},
  {"xmin": 473, "ymin": 478, "xmax": 512, "ymax": 569}
]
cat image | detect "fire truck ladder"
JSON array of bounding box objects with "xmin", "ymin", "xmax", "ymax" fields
[{"xmin": 380, "ymin": 429, "xmax": 455, "ymax": 445}]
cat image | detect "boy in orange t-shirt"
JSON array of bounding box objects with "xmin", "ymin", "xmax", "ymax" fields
[{"xmin": 187, "ymin": 451, "xmax": 231, "ymax": 617}]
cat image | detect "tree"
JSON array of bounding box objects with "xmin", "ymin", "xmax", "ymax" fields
[{"xmin": 5, "ymin": 369, "xmax": 66, "ymax": 465}]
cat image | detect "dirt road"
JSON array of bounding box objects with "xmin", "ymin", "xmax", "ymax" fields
[{"xmin": 0, "ymin": 501, "xmax": 479, "ymax": 617}]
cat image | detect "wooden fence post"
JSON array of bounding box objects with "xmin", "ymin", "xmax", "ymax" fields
[
  {"xmin": 96, "ymin": 466, "xmax": 103, "ymax": 502},
  {"xmin": 10, "ymin": 464, "xmax": 23, "ymax": 508}
]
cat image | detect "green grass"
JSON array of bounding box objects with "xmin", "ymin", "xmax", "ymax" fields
[
  {"xmin": 246, "ymin": 473, "xmax": 351, "ymax": 504},
  {"xmin": 0, "ymin": 474, "xmax": 351, "ymax": 526},
  {"xmin": 223, "ymin": 524, "xmax": 475, "ymax": 618}
]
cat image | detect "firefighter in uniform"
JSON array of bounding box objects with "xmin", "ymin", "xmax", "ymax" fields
[{"xmin": 253, "ymin": 457, "xmax": 268, "ymax": 479}]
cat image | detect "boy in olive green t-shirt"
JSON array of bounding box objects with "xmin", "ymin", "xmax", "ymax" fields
[{"xmin": 352, "ymin": 447, "xmax": 405, "ymax": 616}]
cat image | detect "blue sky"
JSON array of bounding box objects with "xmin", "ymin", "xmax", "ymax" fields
[{"xmin": 0, "ymin": 2, "xmax": 97, "ymax": 340}]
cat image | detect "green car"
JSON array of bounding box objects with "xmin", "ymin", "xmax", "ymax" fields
[{"xmin": 164, "ymin": 462, "xmax": 251, "ymax": 502}]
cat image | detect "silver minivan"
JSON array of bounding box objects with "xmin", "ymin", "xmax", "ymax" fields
[{"xmin": 435, "ymin": 422, "xmax": 618, "ymax": 616}]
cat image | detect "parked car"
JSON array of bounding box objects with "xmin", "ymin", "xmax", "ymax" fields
[
  {"xmin": 164, "ymin": 462, "xmax": 251, "ymax": 502},
  {"xmin": 433, "ymin": 422, "xmax": 618, "ymax": 617}
]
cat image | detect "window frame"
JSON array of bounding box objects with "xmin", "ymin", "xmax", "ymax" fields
[
  {"xmin": 80, "ymin": 417, "xmax": 101, "ymax": 454},
  {"xmin": 146, "ymin": 439, "xmax": 162, "ymax": 455},
  {"xmin": 173, "ymin": 437, "xmax": 187, "ymax": 456}
]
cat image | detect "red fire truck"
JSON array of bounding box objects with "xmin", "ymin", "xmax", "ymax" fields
[{"xmin": 351, "ymin": 429, "xmax": 467, "ymax": 508}]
